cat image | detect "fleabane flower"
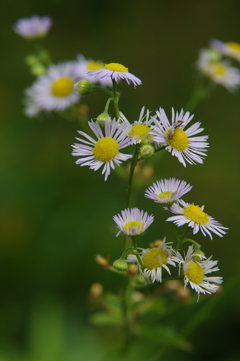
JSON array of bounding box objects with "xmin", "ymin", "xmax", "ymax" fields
[
  {"xmin": 145, "ymin": 178, "xmax": 192, "ymax": 205},
  {"xmin": 73, "ymin": 54, "xmax": 112, "ymax": 87},
  {"xmin": 113, "ymin": 208, "xmax": 154, "ymax": 237},
  {"xmin": 13, "ymin": 15, "xmax": 52, "ymax": 39},
  {"xmin": 197, "ymin": 49, "xmax": 240, "ymax": 92},
  {"xmin": 121, "ymin": 106, "xmax": 154, "ymax": 144},
  {"xmin": 167, "ymin": 200, "xmax": 228, "ymax": 240},
  {"xmin": 175, "ymin": 245, "xmax": 222, "ymax": 299},
  {"xmin": 127, "ymin": 238, "xmax": 177, "ymax": 283},
  {"xmin": 27, "ymin": 62, "xmax": 80, "ymax": 111},
  {"xmin": 210, "ymin": 39, "xmax": 240, "ymax": 62},
  {"xmin": 72, "ymin": 118, "xmax": 133, "ymax": 181},
  {"xmin": 87, "ymin": 63, "xmax": 142, "ymax": 87}
]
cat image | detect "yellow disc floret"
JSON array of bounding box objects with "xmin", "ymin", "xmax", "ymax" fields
[
  {"xmin": 128, "ymin": 124, "xmax": 151, "ymax": 140},
  {"xmin": 158, "ymin": 191, "xmax": 174, "ymax": 201},
  {"xmin": 103, "ymin": 63, "xmax": 128, "ymax": 72},
  {"xmin": 51, "ymin": 78, "xmax": 74, "ymax": 97},
  {"xmin": 185, "ymin": 261, "xmax": 204, "ymax": 285},
  {"xmin": 183, "ymin": 204, "xmax": 209, "ymax": 225},
  {"xmin": 142, "ymin": 248, "xmax": 168, "ymax": 270},
  {"xmin": 166, "ymin": 128, "xmax": 189, "ymax": 151},
  {"xmin": 124, "ymin": 221, "xmax": 143, "ymax": 235},
  {"xmin": 214, "ymin": 64, "xmax": 226, "ymax": 76},
  {"xmin": 227, "ymin": 42, "xmax": 240, "ymax": 54},
  {"xmin": 87, "ymin": 61, "xmax": 104, "ymax": 71},
  {"xmin": 93, "ymin": 137, "xmax": 119, "ymax": 162}
]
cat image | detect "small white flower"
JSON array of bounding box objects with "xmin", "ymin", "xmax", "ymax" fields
[
  {"xmin": 87, "ymin": 63, "xmax": 142, "ymax": 88},
  {"xmin": 120, "ymin": 106, "xmax": 154, "ymax": 144},
  {"xmin": 72, "ymin": 54, "xmax": 112, "ymax": 87},
  {"xmin": 27, "ymin": 62, "xmax": 80, "ymax": 111},
  {"xmin": 150, "ymin": 108, "xmax": 209, "ymax": 167},
  {"xmin": 167, "ymin": 200, "xmax": 228, "ymax": 240},
  {"xmin": 210, "ymin": 39, "xmax": 240, "ymax": 62},
  {"xmin": 197, "ymin": 49, "xmax": 240, "ymax": 92},
  {"xmin": 127, "ymin": 238, "xmax": 177, "ymax": 283},
  {"xmin": 72, "ymin": 118, "xmax": 133, "ymax": 181},
  {"xmin": 24, "ymin": 86, "xmax": 43, "ymax": 117},
  {"xmin": 113, "ymin": 208, "xmax": 154, "ymax": 236},
  {"xmin": 175, "ymin": 245, "xmax": 222, "ymax": 299},
  {"xmin": 145, "ymin": 178, "xmax": 192, "ymax": 205},
  {"xmin": 13, "ymin": 15, "xmax": 52, "ymax": 39}
]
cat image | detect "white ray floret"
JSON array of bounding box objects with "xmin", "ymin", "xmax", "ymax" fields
[
  {"xmin": 113, "ymin": 208, "xmax": 154, "ymax": 237},
  {"xmin": 145, "ymin": 178, "xmax": 192, "ymax": 205},
  {"xmin": 72, "ymin": 54, "xmax": 112, "ymax": 87},
  {"xmin": 175, "ymin": 245, "xmax": 222, "ymax": 299},
  {"xmin": 210, "ymin": 39, "xmax": 240, "ymax": 62},
  {"xmin": 72, "ymin": 118, "xmax": 133, "ymax": 181},
  {"xmin": 13, "ymin": 15, "xmax": 52, "ymax": 39},
  {"xmin": 150, "ymin": 107, "xmax": 209, "ymax": 167},
  {"xmin": 167, "ymin": 199, "xmax": 228, "ymax": 240},
  {"xmin": 87, "ymin": 63, "xmax": 142, "ymax": 88},
  {"xmin": 127, "ymin": 238, "xmax": 177, "ymax": 283}
]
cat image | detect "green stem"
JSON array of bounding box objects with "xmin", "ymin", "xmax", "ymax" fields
[
  {"xmin": 121, "ymin": 276, "xmax": 131, "ymax": 353},
  {"xmin": 182, "ymin": 238, "xmax": 200, "ymax": 249},
  {"xmin": 184, "ymin": 76, "xmax": 211, "ymax": 112},
  {"xmin": 176, "ymin": 226, "xmax": 191, "ymax": 250},
  {"xmin": 126, "ymin": 145, "xmax": 140, "ymax": 209},
  {"xmin": 91, "ymin": 85, "xmax": 113, "ymax": 97},
  {"xmin": 112, "ymin": 79, "xmax": 120, "ymax": 118},
  {"xmin": 104, "ymin": 97, "xmax": 114, "ymax": 112}
]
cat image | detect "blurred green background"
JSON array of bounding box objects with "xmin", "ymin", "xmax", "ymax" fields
[{"xmin": 1, "ymin": 0, "xmax": 240, "ymax": 360}]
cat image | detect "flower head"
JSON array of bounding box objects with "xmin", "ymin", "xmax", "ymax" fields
[
  {"xmin": 197, "ymin": 49, "xmax": 240, "ymax": 92},
  {"xmin": 145, "ymin": 178, "xmax": 192, "ymax": 205},
  {"xmin": 175, "ymin": 245, "xmax": 222, "ymax": 299},
  {"xmin": 210, "ymin": 39, "xmax": 240, "ymax": 62},
  {"xmin": 167, "ymin": 200, "xmax": 228, "ymax": 239},
  {"xmin": 73, "ymin": 54, "xmax": 112, "ymax": 87},
  {"xmin": 13, "ymin": 15, "xmax": 52, "ymax": 39},
  {"xmin": 87, "ymin": 63, "xmax": 142, "ymax": 88},
  {"xmin": 113, "ymin": 208, "xmax": 154, "ymax": 237},
  {"xmin": 150, "ymin": 108, "xmax": 209, "ymax": 167},
  {"xmin": 26, "ymin": 62, "xmax": 80, "ymax": 111},
  {"xmin": 127, "ymin": 238, "xmax": 177, "ymax": 283},
  {"xmin": 72, "ymin": 118, "xmax": 132, "ymax": 181}
]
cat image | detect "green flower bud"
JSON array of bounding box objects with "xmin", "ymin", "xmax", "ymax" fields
[
  {"xmin": 139, "ymin": 144, "xmax": 155, "ymax": 159},
  {"xmin": 136, "ymin": 274, "xmax": 146, "ymax": 285},
  {"xmin": 208, "ymin": 49, "xmax": 222, "ymax": 62},
  {"xmin": 25, "ymin": 54, "xmax": 38, "ymax": 66},
  {"xmin": 193, "ymin": 248, "xmax": 206, "ymax": 262},
  {"xmin": 76, "ymin": 79, "xmax": 94, "ymax": 95},
  {"xmin": 31, "ymin": 64, "xmax": 46, "ymax": 76},
  {"xmin": 96, "ymin": 112, "xmax": 111, "ymax": 127},
  {"xmin": 112, "ymin": 258, "xmax": 128, "ymax": 272},
  {"xmin": 141, "ymin": 138, "xmax": 152, "ymax": 145}
]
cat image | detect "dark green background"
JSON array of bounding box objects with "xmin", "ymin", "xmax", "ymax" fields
[{"xmin": 1, "ymin": 0, "xmax": 240, "ymax": 360}]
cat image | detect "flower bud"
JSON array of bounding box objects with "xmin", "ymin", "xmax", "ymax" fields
[
  {"xmin": 89, "ymin": 282, "xmax": 103, "ymax": 301},
  {"xmin": 96, "ymin": 112, "xmax": 111, "ymax": 127},
  {"xmin": 112, "ymin": 258, "xmax": 128, "ymax": 272},
  {"xmin": 76, "ymin": 79, "xmax": 94, "ymax": 95},
  {"xmin": 192, "ymin": 248, "xmax": 206, "ymax": 262},
  {"xmin": 127, "ymin": 264, "xmax": 138, "ymax": 276},
  {"xmin": 95, "ymin": 254, "xmax": 109, "ymax": 269},
  {"xmin": 139, "ymin": 144, "xmax": 155, "ymax": 159},
  {"xmin": 208, "ymin": 49, "xmax": 222, "ymax": 62},
  {"xmin": 31, "ymin": 64, "xmax": 46, "ymax": 76}
]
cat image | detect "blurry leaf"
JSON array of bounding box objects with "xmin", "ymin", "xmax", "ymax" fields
[
  {"xmin": 90, "ymin": 311, "xmax": 121, "ymax": 326},
  {"xmin": 104, "ymin": 293, "xmax": 121, "ymax": 308},
  {"xmin": 137, "ymin": 325, "xmax": 192, "ymax": 352}
]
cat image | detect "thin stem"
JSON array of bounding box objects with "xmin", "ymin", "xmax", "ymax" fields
[
  {"xmin": 126, "ymin": 145, "xmax": 140, "ymax": 209},
  {"xmin": 120, "ymin": 276, "xmax": 131, "ymax": 353},
  {"xmin": 184, "ymin": 76, "xmax": 211, "ymax": 112},
  {"xmin": 112, "ymin": 79, "xmax": 120, "ymax": 118},
  {"xmin": 91, "ymin": 85, "xmax": 113, "ymax": 97},
  {"xmin": 176, "ymin": 226, "xmax": 191, "ymax": 250},
  {"xmin": 104, "ymin": 97, "xmax": 114, "ymax": 113}
]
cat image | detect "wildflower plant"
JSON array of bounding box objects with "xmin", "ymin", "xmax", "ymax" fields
[{"xmin": 14, "ymin": 16, "xmax": 236, "ymax": 357}]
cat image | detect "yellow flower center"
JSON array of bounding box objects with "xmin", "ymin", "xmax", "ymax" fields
[
  {"xmin": 87, "ymin": 60, "xmax": 104, "ymax": 71},
  {"xmin": 103, "ymin": 63, "xmax": 128, "ymax": 72},
  {"xmin": 93, "ymin": 137, "xmax": 119, "ymax": 162},
  {"xmin": 123, "ymin": 221, "xmax": 143, "ymax": 235},
  {"xmin": 227, "ymin": 42, "xmax": 240, "ymax": 54},
  {"xmin": 51, "ymin": 78, "xmax": 74, "ymax": 97},
  {"xmin": 183, "ymin": 204, "xmax": 209, "ymax": 225},
  {"xmin": 128, "ymin": 124, "xmax": 151, "ymax": 140},
  {"xmin": 158, "ymin": 190, "xmax": 173, "ymax": 201},
  {"xmin": 166, "ymin": 128, "xmax": 189, "ymax": 151},
  {"xmin": 142, "ymin": 248, "xmax": 169, "ymax": 270},
  {"xmin": 214, "ymin": 64, "xmax": 226, "ymax": 76},
  {"xmin": 185, "ymin": 261, "xmax": 204, "ymax": 285}
]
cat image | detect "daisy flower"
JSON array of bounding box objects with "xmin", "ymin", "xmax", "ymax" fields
[
  {"xmin": 72, "ymin": 118, "xmax": 132, "ymax": 181},
  {"xmin": 72, "ymin": 54, "xmax": 112, "ymax": 87},
  {"xmin": 127, "ymin": 238, "xmax": 177, "ymax": 283},
  {"xmin": 120, "ymin": 106, "xmax": 154, "ymax": 144},
  {"xmin": 145, "ymin": 178, "xmax": 192, "ymax": 205},
  {"xmin": 28, "ymin": 62, "xmax": 80, "ymax": 111},
  {"xmin": 113, "ymin": 208, "xmax": 154, "ymax": 237},
  {"xmin": 210, "ymin": 39, "xmax": 240, "ymax": 62},
  {"xmin": 87, "ymin": 62, "xmax": 142, "ymax": 88},
  {"xmin": 150, "ymin": 108, "xmax": 209, "ymax": 167},
  {"xmin": 196, "ymin": 49, "xmax": 240, "ymax": 92},
  {"xmin": 175, "ymin": 245, "xmax": 222, "ymax": 299},
  {"xmin": 13, "ymin": 15, "xmax": 52, "ymax": 39},
  {"xmin": 167, "ymin": 200, "xmax": 228, "ymax": 240}
]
